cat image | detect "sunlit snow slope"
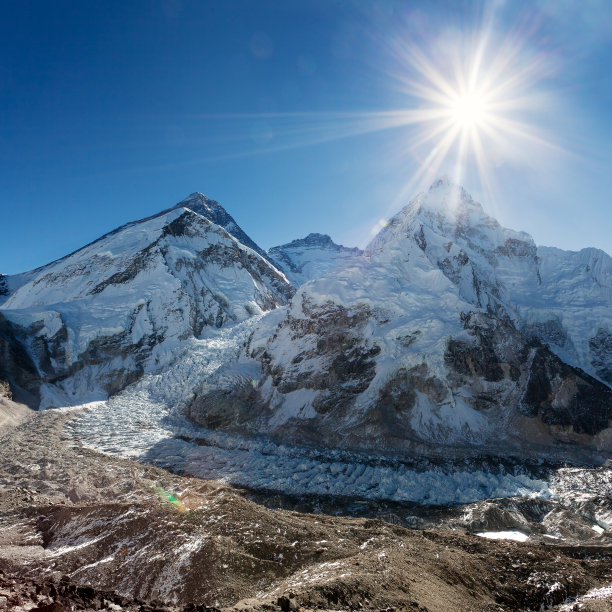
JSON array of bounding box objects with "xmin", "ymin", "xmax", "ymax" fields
[
  {"xmin": 0, "ymin": 194, "xmax": 293, "ymax": 408},
  {"xmin": 192, "ymin": 178, "xmax": 612, "ymax": 461}
]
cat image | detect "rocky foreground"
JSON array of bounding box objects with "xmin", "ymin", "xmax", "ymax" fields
[{"xmin": 0, "ymin": 409, "xmax": 611, "ymax": 612}]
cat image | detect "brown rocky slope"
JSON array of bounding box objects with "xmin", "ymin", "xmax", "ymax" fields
[{"xmin": 0, "ymin": 409, "xmax": 611, "ymax": 611}]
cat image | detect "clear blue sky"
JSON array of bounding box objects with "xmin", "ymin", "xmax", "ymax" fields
[{"xmin": 2, "ymin": 0, "xmax": 611, "ymax": 274}]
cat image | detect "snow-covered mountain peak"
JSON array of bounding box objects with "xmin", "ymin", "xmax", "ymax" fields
[
  {"xmin": 174, "ymin": 191, "xmax": 221, "ymax": 213},
  {"xmin": 417, "ymin": 176, "xmax": 485, "ymax": 221},
  {"xmin": 275, "ymin": 233, "xmax": 349, "ymax": 251},
  {"xmin": 161, "ymin": 192, "xmax": 271, "ymax": 262},
  {"xmin": 367, "ymin": 178, "xmax": 534, "ymax": 259},
  {"xmin": 172, "ymin": 192, "xmax": 230, "ymax": 217},
  {"xmin": 200, "ymin": 181, "xmax": 612, "ymax": 462},
  {"xmin": 397, "ymin": 178, "xmax": 490, "ymax": 233},
  {"xmin": 364, "ymin": 178, "xmax": 542, "ymax": 317},
  {"xmin": 427, "ymin": 174, "xmax": 476, "ymax": 202},
  {"xmin": 268, "ymin": 233, "xmax": 363, "ymax": 287},
  {"xmin": 0, "ymin": 192, "xmax": 294, "ymax": 407},
  {"xmin": 180, "ymin": 191, "xmax": 208, "ymax": 202}
]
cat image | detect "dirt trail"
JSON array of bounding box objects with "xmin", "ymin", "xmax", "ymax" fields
[{"xmin": 0, "ymin": 409, "xmax": 611, "ymax": 611}]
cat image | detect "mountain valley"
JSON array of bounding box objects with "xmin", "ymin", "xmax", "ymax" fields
[{"xmin": 1, "ymin": 181, "xmax": 611, "ymax": 611}]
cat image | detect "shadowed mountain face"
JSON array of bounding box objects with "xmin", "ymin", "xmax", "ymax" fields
[
  {"xmin": 0, "ymin": 195, "xmax": 294, "ymax": 408},
  {"xmin": 189, "ymin": 178, "xmax": 612, "ymax": 463}
]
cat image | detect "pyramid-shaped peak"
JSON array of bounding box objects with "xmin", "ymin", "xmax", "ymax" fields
[
  {"xmin": 171, "ymin": 192, "xmax": 233, "ymax": 221},
  {"xmin": 295, "ymin": 233, "xmax": 336, "ymax": 247},
  {"xmin": 425, "ymin": 176, "xmax": 475, "ymax": 202},
  {"xmin": 429, "ymin": 175, "xmax": 454, "ymax": 189},
  {"xmin": 176, "ymin": 192, "xmax": 220, "ymax": 207},
  {"xmin": 402, "ymin": 177, "xmax": 483, "ymax": 223},
  {"xmin": 366, "ymin": 178, "xmax": 535, "ymax": 258},
  {"xmin": 167, "ymin": 192, "xmax": 272, "ymax": 262}
]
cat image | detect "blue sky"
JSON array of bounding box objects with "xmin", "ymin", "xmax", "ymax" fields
[{"xmin": 1, "ymin": 0, "xmax": 611, "ymax": 274}]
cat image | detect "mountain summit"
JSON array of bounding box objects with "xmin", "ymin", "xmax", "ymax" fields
[
  {"xmin": 268, "ymin": 233, "xmax": 362, "ymax": 286},
  {"xmin": 189, "ymin": 179, "xmax": 612, "ymax": 463},
  {"xmin": 168, "ymin": 192, "xmax": 272, "ymax": 262},
  {"xmin": 1, "ymin": 180, "xmax": 610, "ymax": 463},
  {"xmin": 0, "ymin": 195, "xmax": 293, "ymax": 407}
]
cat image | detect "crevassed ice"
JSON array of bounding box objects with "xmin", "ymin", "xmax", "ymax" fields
[{"xmin": 67, "ymin": 316, "xmax": 551, "ymax": 506}]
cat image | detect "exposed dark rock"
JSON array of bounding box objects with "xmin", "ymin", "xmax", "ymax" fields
[
  {"xmin": 445, "ymin": 315, "xmax": 509, "ymax": 384},
  {"xmin": 523, "ymin": 317, "xmax": 572, "ymax": 350},
  {"xmin": 188, "ymin": 376, "xmax": 260, "ymax": 431},
  {"xmin": 414, "ymin": 225, "xmax": 427, "ymax": 250},
  {"xmin": 162, "ymin": 209, "xmax": 205, "ymax": 238},
  {"xmin": 374, "ymin": 364, "xmax": 450, "ymax": 438},
  {"xmin": 395, "ymin": 330, "xmax": 421, "ymax": 348},
  {"xmin": 589, "ymin": 327, "xmax": 612, "ymax": 384},
  {"xmin": 495, "ymin": 237, "xmax": 538, "ymax": 259},
  {"xmin": 89, "ymin": 248, "xmax": 153, "ymax": 294},
  {"xmin": 0, "ymin": 379, "xmax": 11, "ymax": 400},
  {"xmin": 0, "ymin": 313, "xmax": 41, "ymax": 404},
  {"xmin": 277, "ymin": 594, "xmax": 299, "ymax": 611},
  {"xmin": 261, "ymin": 302, "xmax": 380, "ymax": 414},
  {"xmin": 379, "ymin": 364, "xmax": 448, "ymax": 411},
  {"xmin": 522, "ymin": 346, "xmax": 612, "ymax": 435},
  {"xmin": 441, "ymin": 312, "xmax": 612, "ymax": 437}
]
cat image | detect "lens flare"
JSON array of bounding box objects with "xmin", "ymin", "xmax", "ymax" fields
[
  {"xmin": 155, "ymin": 486, "xmax": 186, "ymax": 512},
  {"xmin": 169, "ymin": 9, "xmax": 560, "ymax": 227},
  {"xmin": 381, "ymin": 11, "xmax": 562, "ymax": 208}
]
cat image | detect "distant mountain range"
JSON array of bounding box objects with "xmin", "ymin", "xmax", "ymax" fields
[{"xmin": 1, "ymin": 179, "xmax": 611, "ymax": 462}]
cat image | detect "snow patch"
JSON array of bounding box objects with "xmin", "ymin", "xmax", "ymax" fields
[{"xmin": 475, "ymin": 531, "xmax": 529, "ymax": 542}]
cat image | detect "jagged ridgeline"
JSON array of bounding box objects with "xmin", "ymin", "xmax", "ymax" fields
[
  {"xmin": 1, "ymin": 180, "xmax": 611, "ymax": 463},
  {"xmin": 0, "ymin": 193, "xmax": 295, "ymax": 408},
  {"xmin": 188, "ymin": 178, "xmax": 612, "ymax": 462}
]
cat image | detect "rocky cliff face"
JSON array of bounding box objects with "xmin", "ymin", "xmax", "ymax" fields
[
  {"xmin": 189, "ymin": 179, "xmax": 612, "ymax": 462},
  {"xmin": 0, "ymin": 196, "xmax": 294, "ymax": 408},
  {"xmin": 268, "ymin": 233, "xmax": 362, "ymax": 286},
  {"xmin": 0, "ymin": 313, "xmax": 41, "ymax": 405}
]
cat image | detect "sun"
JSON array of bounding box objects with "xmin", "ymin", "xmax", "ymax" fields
[
  {"xmin": 191, "ymin": 15, "xmax": 556, "ymax": 218},
  {"xmin": 375, "ymin": 23, "xmax": 558, "ymax": 204},
  {"xmin": 448, "ymin": 90, "xmax": 489, "ymax": 130}
]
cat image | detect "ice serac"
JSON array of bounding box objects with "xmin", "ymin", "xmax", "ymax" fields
[
  {"xmin": 189, "ymin": 178, "xmax": 612, "ymax": 461},
  {"xmin": 0, "ymin": 195, "xmax": 294, "ymax": 408},
  {"xmin": 268, "ymin": 233, "xmax": 363, "ymax": 286}
]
